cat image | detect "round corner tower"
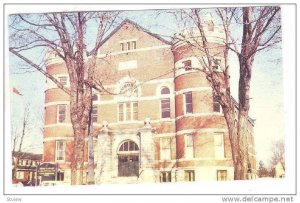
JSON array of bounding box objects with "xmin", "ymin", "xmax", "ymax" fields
[{"xmin": 171, "ymin": 15, "xmax": 234, "ymax": 181}]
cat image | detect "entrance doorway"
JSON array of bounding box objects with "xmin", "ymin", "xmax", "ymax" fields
[{"xmin": 118, "ymin": 140, "xmax": 139, "ymax": 177}]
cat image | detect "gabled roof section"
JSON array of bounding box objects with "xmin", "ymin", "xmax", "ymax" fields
[{"xmin": 100, "ymin": 18, "xmax": 171, "ymax": 47}]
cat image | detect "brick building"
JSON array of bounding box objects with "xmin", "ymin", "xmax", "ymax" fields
[
  {"xmin": 12, "ymin": 151, "xmax": 42, "ymax": 185},
  {"xmin": 43, "ymin": 18, "xmax": 256, "ymax": 184}
]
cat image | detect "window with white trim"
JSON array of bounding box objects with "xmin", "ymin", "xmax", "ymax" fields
[
  {"xmin": 56, "ymin": 141, "xmax": 65, "ymax": 162},
  {"xmin": 132, "ymin": 41, "xmax": 137, "ymax": 49},
  {"xmin": 118, "ymin": 102, "xmax": 138, "ymax": 122},
  {"xmin": 217, "ymin": 170, "xmax": 227, "ymax": 181},
  {"xmin": 127, "ymin": 42, "xmax": 131, "ymax": 50},
  {"xmin": 160, "ymin": 171, "xmax": 171, "ymax": 182},
  {"xmin": 184, "ymin": 170, "xmax": 195, "ymax": 182},
  {"xmin": 213, "ymin": 96, "xmax": 222, "ymax": 113},
  {"xmin": 16, "ymin": 171, "xmax": 24, "ymax": 179},
  {"xmin": 160, "ymin": 137, "xmax": 171, "ymax": 160},
  {"xmin": 120, "ymin": 43, "xmax": 124, "ymax": 51},
  {"xmin": 91, "ymin": 105, "xmax": 98, "ymax": 123},
  {"xmin": 214, "ymin": 133, "xmax": 224, "ymax": 159},
  {"xmin": 185, "ymin": 134, "xmax": 194, "ymax": 158},
  {"xmin": 57, "ymin": 104, "xmax": 67, "ymax": 123},
  {"xmin": 161, "ymin": 87, "xmax": 171, "ymax": 118},
  {"xmin": 184, "ymin": 92, "xmax": 193, "ymax": 114}
]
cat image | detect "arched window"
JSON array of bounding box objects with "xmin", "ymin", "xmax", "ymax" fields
[
  {"xmin": 161, "ymin": 87, "xmax": 170, "ymax": 95},
  {"xmin": 119, "ymin": 140, "xmax": 139, "ymax": 152},
  {"xmin": 161, "ymin": 87, "xmax": 171, "ymax": 118},
  {"xmin": 118, "ymin": 140, "xmax": 139, "ymax": 177}
]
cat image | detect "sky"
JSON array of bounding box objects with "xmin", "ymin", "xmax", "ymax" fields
[{"xmin": 8, "ymin": 8, "xmax": 284, "ymax": 167}]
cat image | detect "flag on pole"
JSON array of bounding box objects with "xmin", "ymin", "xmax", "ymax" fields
[{"xmin": 12, "ymin": 87, "xmax": 23, "ymax": 96}]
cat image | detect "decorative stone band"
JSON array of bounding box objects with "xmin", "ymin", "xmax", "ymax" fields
[
  {"xmin": 175, "ymin": 112, "xmax": 224, "ymax": 121},
  {"xmin": 176, "ymin": 128, "xmax": 228, "ymax": 136}
]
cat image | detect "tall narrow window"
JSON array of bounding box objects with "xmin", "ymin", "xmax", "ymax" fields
[
  {"xmin": 217, "ymin": 170, "xmax": 227, "ymax": 181},
  {"xmin": 186, "ymin": 134, "xmax": 194, "ymax": 158},
  {"xmin": 58, "ymin": 76, "xmax": 67, "ymax": 85},
  {"xmin": 57, "ymin": 171, "xmax": 64, "ymax": 181},
  {"xmin": 127, "ymin": 42, "xmax": 131, "ymax": 50},
  {"xmin": 160, "ymin": 137, "xmax": 171, "ymax": 160},
  {"xmin": 184, "ymin": 170, "xmax": 195, "ymax": 182},
  {"xmin": 91, "ymin": 105, "xmax": 98, "ymax": 123},
  {"xmin": 160, "ymin": 171, "xmax": 171, "ymax": 182},
  {"xmin": 57, "ymin": 105, "xmax": 67, "ymax": 123},
  {"xmin": 118, "ymin": 103, "xmax": 124, "ymax": 121},
  {"xmin": 120, "ymin": 43, "xmax": 124, "ymax": 51},
  {"xmin": 161, "ymin": 87, "xmax": 171, "ymax": 118},
  {"xmin": 132, "ymin": 41, "xmax": 137, "ymax": 49},
  {"xmin": 184, "ymin": 92, "xmax": 193, "ymax": 114},
  {"xmin": 183, "ymin": 60, "xmax": 192, "ymax": 71},
  {"xmin": 213, "ymin": 96, "xmax": 221, "ymax": 113},
  {"xmin": 56, "ymin": 141, "xmax": 65, "ymax": 162},
  {"xmin": 132, "ymin": 102, "xmax": 138, "ymax": 120},
  {"xmin": 214, "ymin": 133, "xmax": 224, "ymax": 159}
]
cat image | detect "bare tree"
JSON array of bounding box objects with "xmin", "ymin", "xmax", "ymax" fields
[
  {"xmin": 170, "ymin": 6, "xmax": 281, "ymax": 179},
  {"xmin": 9, "ymin": 11, "xmax": 121, "ymax": 185},
  {"xmin": 11, "ymin": 104, "xmax": 31, "ymax": 183},
  {"xmin": 270, "ymin": 139, "xmax": 285, "ymax": 171}
]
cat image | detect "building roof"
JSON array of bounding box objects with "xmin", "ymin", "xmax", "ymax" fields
[
  {"xmin": 13, "ymin": 151, "xmax": 42, "ymax": 160},
  {"xmin": 100, "ymin": 18, "xmax": 171, "ymax": 47},
  {"xmin": 231, "ymin": 96, "xmax": 256, "ymax": 125}
]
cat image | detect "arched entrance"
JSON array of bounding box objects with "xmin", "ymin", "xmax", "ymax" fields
[{"xmin": 118, "ymin": 140, "xmax": 139, "ymax": 177}]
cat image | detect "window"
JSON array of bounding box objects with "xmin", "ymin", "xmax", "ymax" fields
[
  {"xmin": 57, "ymin": 171, "xmax": 64, "ymax": 181},
  {"xmin": 213, "ymin": 96, "xmax": 221, "ymax": 113},
  {"xmin": 92, "ymin": 94, "xmax": 98, "ymax": 102},
  {"xmin": 16, "ymin": 171, "xmax": 24, "ymax": 179},
  {"xmin": 184, "ymin": 92, "xmax": 193, "ymax": 114},
  {"xmin": 91, "ymin": 105, "xmax": 97, "ymax": 123},
  {"xmin": 118, "ymin": 102, "xmax": 138, "ymax": 121},
  {"xmin": 56, "ymin": 141, "xmax": 65, "ymax": 162},
  {"xmin": 132, "ymin": 41, "xmax": 137, "ymax": 49},
  {"xmin": 160, "ymin": 171, "xmax": 171, "ymax": 182},
  {"xmin": 186, "ymin": 135, "xmax": 194, "ymax": 158},
  {"xmin": 127, "ymin": 42, "xmax": 131, "ymax": 50},
  {"xmin": 214, "ymin": 133, "xmax": 224, "ymax": 159},
  {"xmin": 183, "ymin": 60, "xmax": 192, "ymax": 71},
  {"xmin": 119, "ymin": 140, "xmax": 139, "ymax": 151},
  {"xmin": 120, "ymin": 43, "xmax": 124, "ymax": 51},
  {"xmin": 217, "ymin": 170, "xmax": 227, "ymax": 181},
  {"xmin": 57, "ymin": 105, "xmax": 67, "ymax": 123},
  {"xmin": 160, "ymin": 137, "xmax": 171, "ymax": 160},
  {"xmin": 184, "ymin": 170, "xmax": 195, "ymax": 182},
  {"xmin": 161, "ymin": 87, "xmax": 171, "ymax": 119},
  {"xmin": 58, "ymin": 76, "xmax": 67, "ymax": 85}
]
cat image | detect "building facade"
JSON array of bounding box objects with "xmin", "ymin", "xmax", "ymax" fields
[
  {"xmin": 43, "ymin": 18, "xmax": 256, "ymax": 184},
  {"xmin": 12, "ymin": 152, "xmax": 42, "ymax": 185}
]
